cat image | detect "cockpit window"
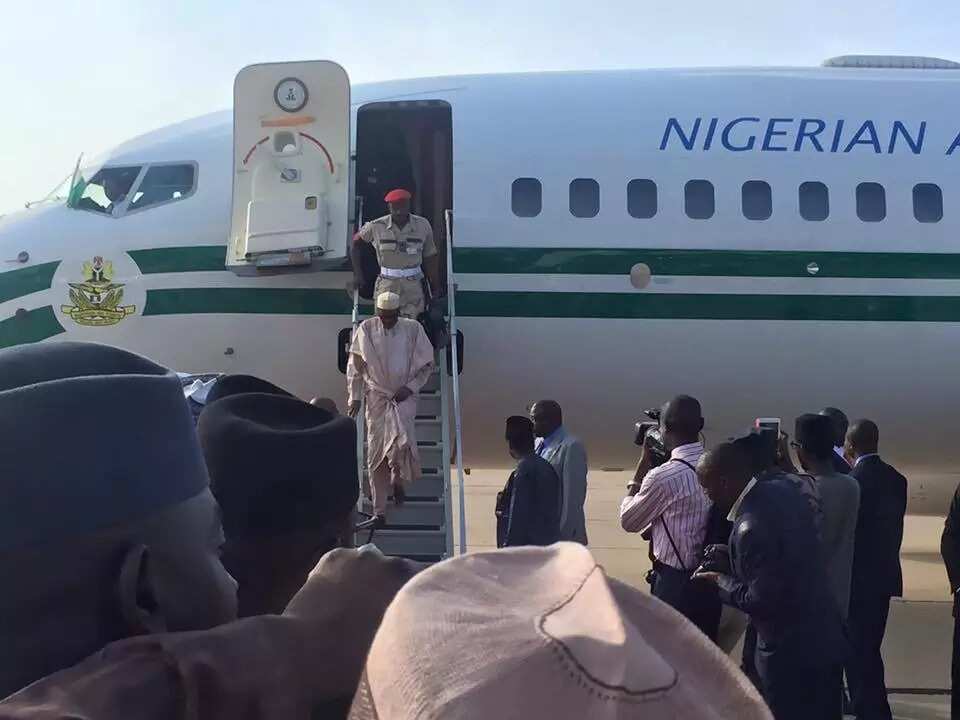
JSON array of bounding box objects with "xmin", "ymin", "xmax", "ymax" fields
[
  {"xmin": 128, "ymin": 163, "xmax": 197, "ymax": 212},
  {"xmin": 66, "ymin": 162, "xmax": 197, "ymax": 217},
  {"xmin": 69, "ymin": 166, "xmax": 141, "ymax": 216}
]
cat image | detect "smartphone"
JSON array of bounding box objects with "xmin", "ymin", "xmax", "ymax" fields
[{"xmin": 754, "ymin": 417, "xmax": 781, "ymax": 436}]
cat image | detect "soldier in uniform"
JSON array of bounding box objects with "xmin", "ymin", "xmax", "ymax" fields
[{"xmin": 352, "ymin": 189, "xmax": 442, "ymax": 319}]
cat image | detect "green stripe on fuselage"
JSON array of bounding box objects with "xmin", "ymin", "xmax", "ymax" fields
[
  {"xmin": 143, "ymin": 287, "xmax": 354, "ymax": 316},
  {"xmin": 139, "ymin": 287, "xmax": 960, "ymax": 322},
  {"xmin": 453, "ymin": 247, "xmax": 960, "ymax": 279},
  {"xmin": 0, "ymin": 261, "xmax": 60, "ymax": 304},
  {"xmin": 458, "ymin": 291, "xmax": 960, "ymax": 321},
  {"xmin": 128, "ymin": 246, "xmax": 228, "ymax": 274},
  {"xmin": 0, "ymin": 306, "xmax": 65, "ymax": 348}
]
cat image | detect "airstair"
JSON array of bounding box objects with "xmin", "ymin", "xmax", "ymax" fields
[{"xmin": 346, "ymin": 211, "xmax": 466, "ymax": 562}]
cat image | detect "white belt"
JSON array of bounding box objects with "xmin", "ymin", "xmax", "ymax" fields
[{"xmin": 380, "ymin": 267, "xmax": 422, "ymax": 279}]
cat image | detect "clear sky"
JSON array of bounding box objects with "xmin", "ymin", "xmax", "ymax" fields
[{"xmin": 1, "ymin": 0, "xmax": 957, "ymax": 214}]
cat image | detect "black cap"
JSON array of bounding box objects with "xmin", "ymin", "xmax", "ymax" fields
[
  {"xmin": 0, "ymin": 342, "xmax": 209, "ymax": 551},
  {"xmin": 205, "ymin": 374, "xmax": 293, "ymax": 405},
  {"xmin": 199, "ymin": 393, "xmax": 358, "ymax": 538}
]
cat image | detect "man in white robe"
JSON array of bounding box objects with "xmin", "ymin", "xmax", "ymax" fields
[{"xmin": 347, "ymin": 292, "xmax": 435, "ymax": 526}]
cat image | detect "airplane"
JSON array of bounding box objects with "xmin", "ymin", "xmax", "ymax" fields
[{"xmin": 2, "ymin": 55, "xmax": 960, "ymax": 517}]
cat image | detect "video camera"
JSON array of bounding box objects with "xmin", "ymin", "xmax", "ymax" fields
[{"xmin": 633, "ymin": 408, "xmax": 668, "ymax": 466}]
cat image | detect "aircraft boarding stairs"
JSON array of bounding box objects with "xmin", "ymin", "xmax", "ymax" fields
[
  {"xmin": 347, "ymin": 210, "xmax": 465, "ymax": 563},
  {"xmin": 353, "ymin": 350, "xmax": 455, "ymax": 562}
]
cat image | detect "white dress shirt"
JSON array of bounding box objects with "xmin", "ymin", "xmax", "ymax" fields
[{"xmin": 619, "ymin": 442, "xmax": 710, "ymax": 571}]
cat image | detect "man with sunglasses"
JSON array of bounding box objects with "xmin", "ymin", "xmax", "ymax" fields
[{"xmin": 619, "ymin": 395, "xmax": 720, "ymax": 641}]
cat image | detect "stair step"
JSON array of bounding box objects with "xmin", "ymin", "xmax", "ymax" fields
[
  {"xmin": 418, "ymin": 443, "xmax": 443, "ymax": 472},
  {"xmin": 361, "ymin": 499, "xmax": 444, "ymax": 527},
  {"xmin": 361, "ymin": 472, "xmax": 444, "ymax": 499},
  {"xmin": 367, "ymin": 528, "xmax": 447, "ymax": 557},
  {"xmin": 417, "ymin": 392, "xmax": 441, "ymax": 418},
  {"xmin": 408, "ymin": 472, "xmax": 443, "ymax": 498},
  {"xmin": 423, "ymin": 374, "xmax": 440, "ymax": 393},
  {"xmin": 415, "ymin": 418, "xmax": 442, "ymax": 443}
]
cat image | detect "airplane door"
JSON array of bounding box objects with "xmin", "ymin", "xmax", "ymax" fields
[{"xmin": 228, "ymin": 61, "xmax": 350, "ymax": 273}]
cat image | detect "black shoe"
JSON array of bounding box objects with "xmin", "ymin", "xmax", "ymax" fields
[{"xmin": 392, "ymin": 484, "xmax": 407, "ymax": 505}]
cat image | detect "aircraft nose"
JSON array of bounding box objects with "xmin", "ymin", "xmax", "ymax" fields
[{"xmin": 0, "ymin": 205, "xmax": 68, "ymax": 265}]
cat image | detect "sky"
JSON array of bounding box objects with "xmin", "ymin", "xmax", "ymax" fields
[{"xmin": 1, "ymin": 0, "xmax": 957, "ymax": 214}]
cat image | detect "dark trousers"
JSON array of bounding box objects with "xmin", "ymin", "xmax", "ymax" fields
[
  {"xmin": 953, "ymin": 606, "xmax": 960, "ymax": 720},
  {"xmin": 757, "ymin": 644, "xmax": 843, "ymax": 720},
  {"xmin": 847, "ymin": 593, "xmax": 893, "ymax": 720},
  {"xmin": 651, "ymin": 561, "xmax": 721, "ymax": 642},
  {"xmin": 741, "ymin": 622, "xmax": 761, "ymax": 688}
]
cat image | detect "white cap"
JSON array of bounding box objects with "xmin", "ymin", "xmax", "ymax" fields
[
  {"xmin": 349, "ymin": 544, "xmax": 772, "ymax": 720},
  {"xmin": 376, "ymin": 292, "xmax": 401, "ymax": 311}
]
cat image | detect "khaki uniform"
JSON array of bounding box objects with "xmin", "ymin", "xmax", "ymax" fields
[{"xmin": 357, "ymin": 213, "xmax": 437, "ymax": 318}]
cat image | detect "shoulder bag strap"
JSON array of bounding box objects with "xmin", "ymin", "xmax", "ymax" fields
[{"xmin": 657, "ymin": 458, "xmax": 697, "ymax": 574}]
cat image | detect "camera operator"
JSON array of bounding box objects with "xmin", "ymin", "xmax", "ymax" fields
[{"xmin": 619, "ymin": 395, "xmax": 720, "ymax": 641}]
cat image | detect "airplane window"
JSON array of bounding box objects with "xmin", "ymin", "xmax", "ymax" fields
[
  {"xmin": 742, "ymin": 180, "xmax": 772, "ymax": 221},
  {"xmin": 128, "ymin": 163, "xmax": 197, "ymax": 212},
  {"xmin": 685, "ymin": 180, "xmax": 714, "ymax": 220},
  {"xmin": 913, "ymin": 183, "xmax": 943, "ymax": 223},
  {"xmin": 569, "ymin": 178, "xmax": 599, "ymax": 218},
  {"xmin": 627, "ymin": 179, "xmax": 657, "ymax": 219},
  {"xmin": 69, "ymin": 166, "xmax": 141, "ymax": 216},
  {"xmin": 857, "ymin": 182, "xmax": 886, "ymax": 222},
  {"xmin": 799, "ymin": 181, "xmax": 829, "ymax": 221},
  {"xmin": 511, "ymin": 178, "xmax": 542, "ymax": 217}
]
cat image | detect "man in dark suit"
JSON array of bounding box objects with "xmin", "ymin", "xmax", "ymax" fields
[
  {"xmin": 821, "ymin": 406, "xmax": 853, "ymax": 473},
  {"xmin": 497, "ymin": 416, "xmax": 562, "ymax": 547},
  {"xmin": 844, "ymin": 419, "xmax": 907, "ymax": 720},
  {"xmin": 941, "ymin": 479, "xmax": 960, "ymax": 720},
  {"xmin": 695, "ymin": 442, "xmax": 847, "ymax": 720}
]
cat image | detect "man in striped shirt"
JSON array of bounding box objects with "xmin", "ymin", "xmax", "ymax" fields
[{"xmin": 619, "ymin": 395, "xmax": 720, "ymax": 640}]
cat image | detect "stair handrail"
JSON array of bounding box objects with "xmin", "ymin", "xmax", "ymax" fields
[
  {"xmin": 444, "ymin": 209, "xmax": 468, "ymax": 555},
  {"xmin": 352, "ymin": 287, "xmax": 367, "ymax": 516},
  {"xmin": 352, "ymin": 195, "xmax": 366, "ymax": 516}
]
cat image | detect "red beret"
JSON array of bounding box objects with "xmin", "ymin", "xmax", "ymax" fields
[{"xmin": 384, "ymin": 189, "xmax": 412, "ymax": 203}]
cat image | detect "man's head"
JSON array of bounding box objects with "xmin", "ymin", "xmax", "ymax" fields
[
  {"xmin": 199, "ymin": 391, "xmax": 359, "ymax": 617},
  {"xmin": 376, "ymin": 292, "xmax": 401, "ymax": 329},
  {"xmin": 530, "ymin": 400, "xmax": 563, "ymax": 438},
  {"xmin": 101, "ymin": 170, "xmax": 135, "ymax": 203},
  {"xmin": 696, "ymin": 442, "xmax": 753, "ymax": 513},
  {"xmin": 660, "ymin": 395, "xmax": 704, "ymax": 452},
  {"xmin": 310, "ymin": 397, "xmax": 340, "ymax": 415},
  {"xmin": 794, "ymin": 413, "xmax": 836, "ymax": 471},
  {"xmin": 733, "ymin": 428, "xmax": 778, "ymax": 477},
  {"xmin": 205, "ymin": 373, "xmax": 293, "ymax": 406},
  {"xmin": 0, "ymin": 342, "xmax": 237, "ymax": 696},
  {"xmin": 819, "ymin": 407, "xmax": 849, "ymax": 448},
  {"xmin": 845, "ymin": 419, "xmax": 880, "ymax": 461},
  {"xmin": 384, "ymin": 188, "xmax": 412, "ymax": 226},
  {"xmin": 505, "ymin": 416, "xmax": 536, "ymax": 460}
]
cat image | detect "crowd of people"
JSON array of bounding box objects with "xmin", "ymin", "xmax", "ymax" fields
[
  {"xmin": 0, "ymin": 339, "xmax": 778, "ymax": 719},
  {"xmin": 498, "ymin": 390, "xmax": 911, "ymax": 720}
]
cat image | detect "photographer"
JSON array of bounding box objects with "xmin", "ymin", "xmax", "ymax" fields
[{"xmin": 619, "ymin": 395, "xmax": 720, "ymax": 641}]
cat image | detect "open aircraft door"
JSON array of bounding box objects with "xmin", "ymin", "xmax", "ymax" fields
[{"xmin": 228, "ymin": 61, "xmax": 350, "ymax": 273}]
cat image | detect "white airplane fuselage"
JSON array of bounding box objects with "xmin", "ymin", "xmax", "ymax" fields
[{"xmin": 2, "ymin": 65, "xmax": 959, "ymax": 514}]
